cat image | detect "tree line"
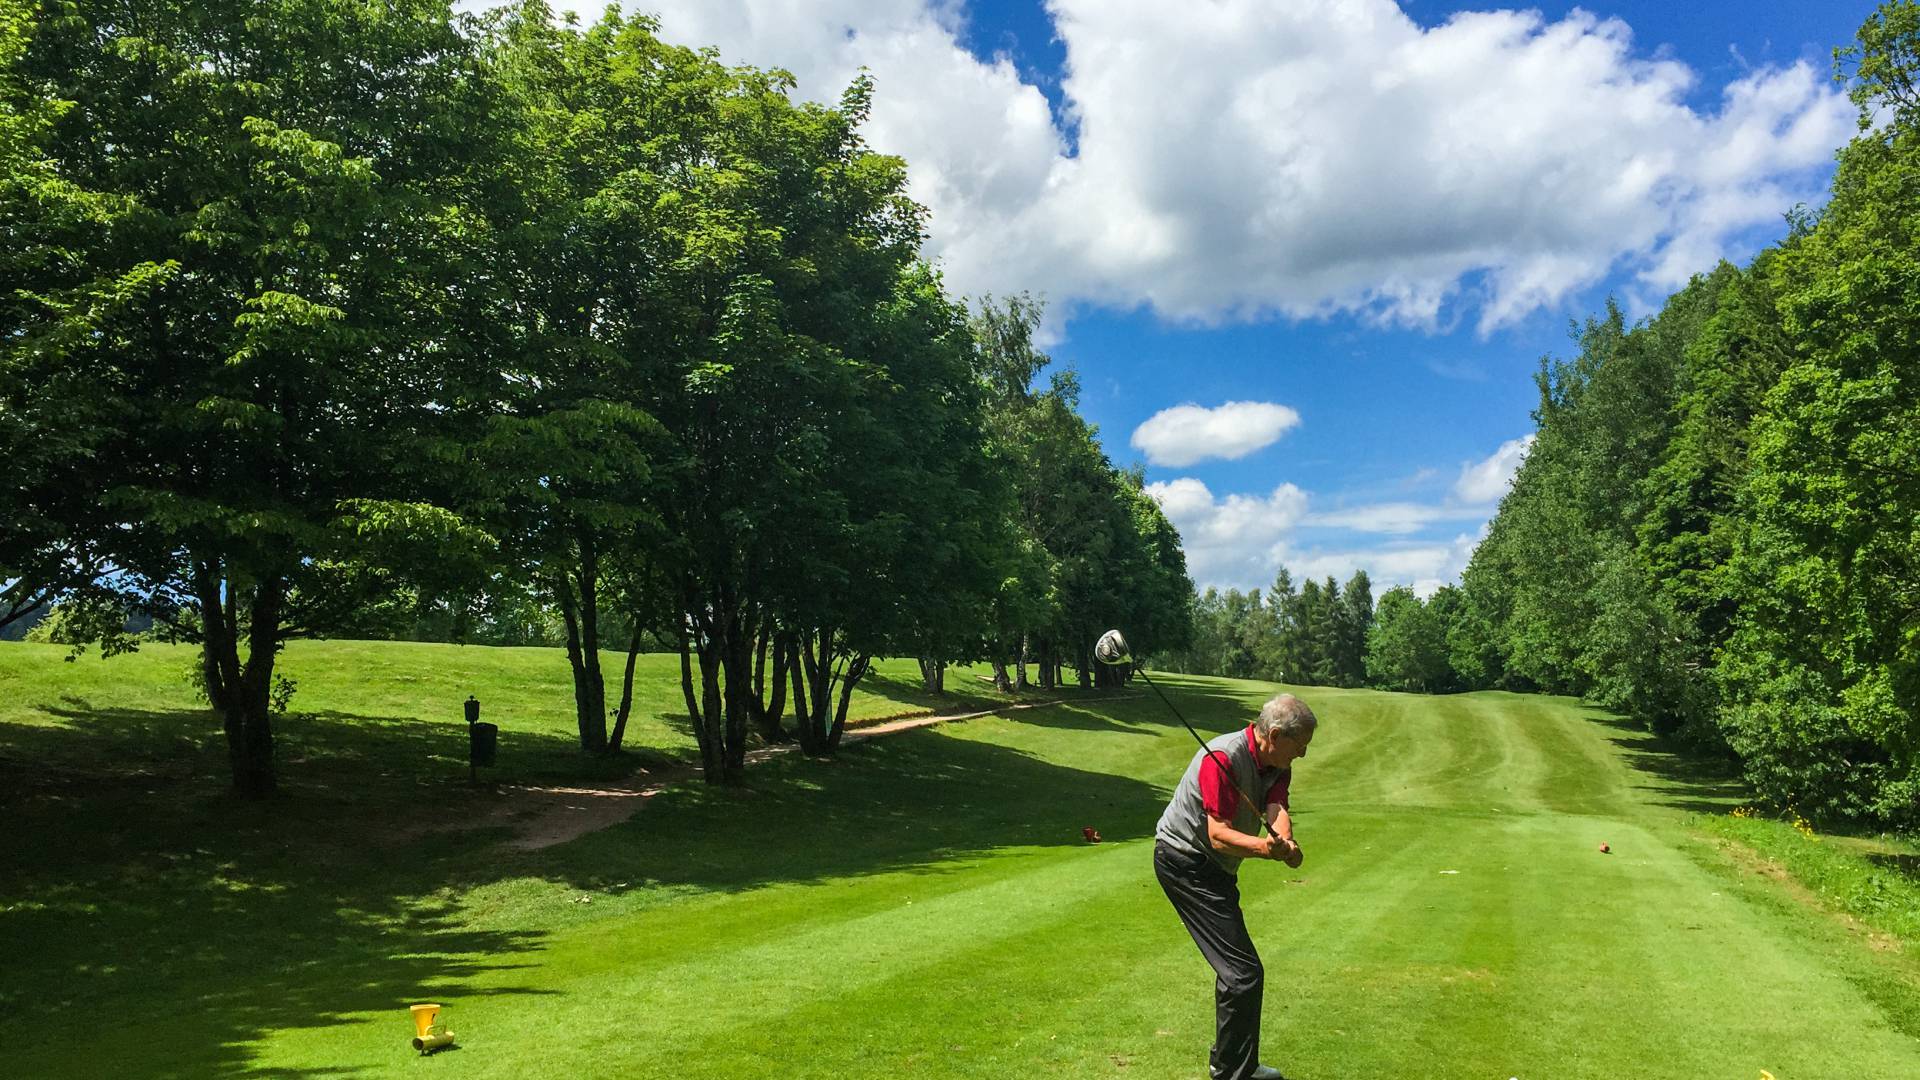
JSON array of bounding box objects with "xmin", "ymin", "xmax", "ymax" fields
[
  {"xmin": 1159, "ymin": 570, "xmax": 1374, "ymax": 688},
  {"xmin": 1164, "ymin": 4, "xmax": 1919, "ymax": 832},
  {"xmin": 0, "ymin": 0, "xmax": 1193, "ymax": 797},
  {"xmin": 1454, "ymin": 2, "xmax": 1920, "ymax": 830}
]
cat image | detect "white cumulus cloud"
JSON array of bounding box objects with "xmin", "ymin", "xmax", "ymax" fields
[
  {"xmin": 1453, "ymin": 433, "xmax": 1535, "ymax": 504},
  {"xmin": 591, "ymin": 0, "xmax": 1854, "ymax": 331},
  {"xmin": 1150, "ymin": 466, "xmax": 1504, "ymax": 593},
  {"xmin": 1287, "ymin": 530, "xmax": 1485, "ymax": 599},
  {"xmin": 1131, "ymin": 401, "xmax": 1301, "ymax": 467},
  {"xmin": 1145, "ymin": 478, "xmax": 1308, "ymax": 587}
]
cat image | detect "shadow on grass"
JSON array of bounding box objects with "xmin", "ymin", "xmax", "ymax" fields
[
  {"xmin": 0, "ymin": 703, "xmax": 646, "ymax": 1078},
  {"xmin": 1582, "ymin": 711, "xmax": 1750, "ymax": 815},
  {"xmin": 0, "ymin": 687, "xmax": 1172, "ymax": 1077},
  {"xmin": 528, "ymin": 724, "xmax": 1171, "ymax": 902},
  {"xmin": 1866, "ymin": 851, "xmax": 1920, "ymax": 885},
  {"xmin": 853, "ymin": 668, "xmax": 1017, "ymax": 717}
]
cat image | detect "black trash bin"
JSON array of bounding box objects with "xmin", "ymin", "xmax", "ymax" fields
[{"xmin": 470, "ymin": 721, "xmax": 497, "ymax": 769}]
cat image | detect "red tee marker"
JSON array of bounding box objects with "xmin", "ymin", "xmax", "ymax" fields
[
  {"xmin": 1082, "ymin": 826, "xmax": 1102, "ymax": 844},
  {"xmin": 1598, "ymin": 842, "xmax": 1611, "ymax": 854}
]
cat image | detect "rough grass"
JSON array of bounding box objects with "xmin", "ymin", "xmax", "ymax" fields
[
  {"xmin": 1701, "ymin": 812, "xmax": 1920, "ymax": 946},
  {"xmin": 1, "ymin": 646, "xmax": 1917, "ymax": 1079}
]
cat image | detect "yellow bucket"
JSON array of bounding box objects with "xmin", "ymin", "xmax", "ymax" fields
[{"xmin": 410, "ymin": 1004, "xmax": 441, "ymax": 1038}]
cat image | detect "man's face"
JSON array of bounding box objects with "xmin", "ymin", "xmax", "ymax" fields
[{"xmin": 1257, "ymin": 725, "xmax": 1312, "ymax": 769}]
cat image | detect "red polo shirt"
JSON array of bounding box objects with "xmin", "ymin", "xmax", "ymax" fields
[{"xmin": 1199, "ymin": 724, "xmax": 1291, "ymax": 820}]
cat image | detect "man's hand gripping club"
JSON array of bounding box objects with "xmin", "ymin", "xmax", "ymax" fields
[{"xmin": 1204, "ymin": 799, "xmax": 1303, "ymax": 868}]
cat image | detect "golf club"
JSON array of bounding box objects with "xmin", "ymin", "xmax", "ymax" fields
[{"xmin": 1094, "ymin": 628, "xmax": 1272, "ymax": 837}]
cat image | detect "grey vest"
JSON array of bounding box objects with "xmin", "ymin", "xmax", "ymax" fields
[{"xmin": 1154, "ymin": 727, "xmax": 1288, "ymax": 876}]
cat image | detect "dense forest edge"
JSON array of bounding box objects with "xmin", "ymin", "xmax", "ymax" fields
[
  {"xmin": 0, "ymin": 0, "xmax": 1193, "ymax": 798},
  {"xmin": 1164, "ymin": 2, "xmax": 1920, "ymax": 834}
]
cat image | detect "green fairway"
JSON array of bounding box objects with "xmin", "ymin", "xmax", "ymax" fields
[{"xmin": 2, "ymin": 645, "xmax": 1916, "ymax": 1079}]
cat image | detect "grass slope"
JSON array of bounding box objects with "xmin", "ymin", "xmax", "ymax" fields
[
  {"xmin": 0, "ymin": 639, "xmax": 1019, "ymax": 785},
  {"xmin": 2, "ymin": 645, "xmax": 1916, "ymax": 1079}
]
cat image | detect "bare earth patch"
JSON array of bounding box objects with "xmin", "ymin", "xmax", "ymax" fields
[{"xmin": 491, "ymin": 696, "xmax": 1104, "ymax": 851}]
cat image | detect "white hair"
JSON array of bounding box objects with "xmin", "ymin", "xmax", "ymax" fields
[{"xmin": 1255, "ymin": 694, "xmax": 1317, "ymax": 740}]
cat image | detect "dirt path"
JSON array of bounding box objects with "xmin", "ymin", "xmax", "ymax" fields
[{"xmin": 488, "ymin": 695, "xmax": 1111, "ymax": 852}]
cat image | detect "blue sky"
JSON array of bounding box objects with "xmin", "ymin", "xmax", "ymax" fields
[{"xmin": 586, "ymin": 0, "xmax": 1879, "ymax": 595}]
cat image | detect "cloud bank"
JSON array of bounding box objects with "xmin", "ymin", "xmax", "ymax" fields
[
  {"xmin": 1149, "ymin": 436, "xmax": 1532, "ymax": 593},
  {"xmin": 615, "ymin": 0, "xmax": 1852, "ymax": 330},
  {"xmin": 1131, "ymin": 401, "xmax": 1302, "ymax": 467}
]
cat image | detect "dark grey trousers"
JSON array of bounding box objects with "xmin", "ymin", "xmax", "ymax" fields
[{"xmin": 1154, "ymin": 841, "xmax": 1264, "ymax": 1080}]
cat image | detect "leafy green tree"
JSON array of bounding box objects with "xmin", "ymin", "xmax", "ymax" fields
[
  {"xmin": 1365, "ymin": 587, "xmax": 1452, "ymax": 693},
  {"xmin": 1457, "ymin": 2, "xmax": 1920, "ymax": 827},
  {"xmin": 1253, "ymin": 569, "xmax": 1299, "ymax": 681},
  {"xmin": 1633, "ymin": 259, "xmax": 1794, "ymax": 739},
  {"xmin": 969, "ymin": 294, "xmax": 1056, "ymax": 690},
  {"xmin": 465, "ymin": 5, "xmax": 693, "ymax": 753},
  {"xmin": 3, "ymin": 0, "xmax": 491, "ymax": 797},
  {"xmin": 1716, "ymin": 1, "xmax": 1920, "ymax": 825},
  {"xmin": 1336, "ymin": 569, "xmax": 1374, "ymax": 687}
]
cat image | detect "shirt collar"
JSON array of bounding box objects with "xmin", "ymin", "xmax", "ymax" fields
[{"xmin": 1244, "ymin": 724, "xmax": 1277, "ymax": 774}]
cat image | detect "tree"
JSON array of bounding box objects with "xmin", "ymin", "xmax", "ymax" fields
[
  {"xmin": 1715, "ymin": 1, "xmax": 1920, "ymax": 825},
  {"xmin": 3, "ymin": 0, "xmax": 492, "ymax": 796},
  {"xmin": 465, "ymin": 5, "xmax": 695, "ymax": 754},
  {"xmin": 1335, "ymin": 569, "xmax": 1373, "ymax": 687},
  {"xmin": 1366, "ymin": 587, "xmax": 1452, "ymax": 693}
]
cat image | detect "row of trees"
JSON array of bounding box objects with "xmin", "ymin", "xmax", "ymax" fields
[
  {"xmin": 1454, "ymin": 2, "xmax": 1920, "ymax": 829},
  {"xmin": 1157, "ymin": 5, "xmax": 1918, "ymax": 831},
  {"xmin": 1159, "ymin": 575, "xmax": 1487, "ymax": 697},
  {"xmin": 1159, "ymin": 571, "xmax": 1374, "ymax": 688},
  {"xmin": 0, "ymin": 0, "xmax": 1192, "ymax": 797}
]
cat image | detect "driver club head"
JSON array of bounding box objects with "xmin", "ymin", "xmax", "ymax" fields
[{"xmin": 1094, "ymin": 628, "xmax": 1132, "ymax": 666}]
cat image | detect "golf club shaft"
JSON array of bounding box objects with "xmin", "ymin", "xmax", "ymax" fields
[{"xmin": 1134, "ymin": 667, "xmax": 1271, "ymax": 838}]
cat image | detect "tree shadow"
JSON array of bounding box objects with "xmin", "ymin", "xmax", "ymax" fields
[
  {"xmin": 0, "ymin": 687, "xmax": 1172, "ymax": 1077},
  {"xmin": 521, "ymin": 719, "xmax": 1172, "ymax": 897},
  {"xmin": 853, "ymin": 667, "xmax": 1024, "ymax": 717},
  {"xmin": 24, "ymin": 695, "xmax": 651, "ymax": 787},
  {"xmin": 0, "ymin": 715, "xmax": 557, "ymax": 1077},
  {"xmin": 1866, "ymin": 851, "xmax": 1920, "ymax": 885},
  {"xmin": 1004, "ymin": 694, "xmax": 1161, "ymax": 734},
  {"xmin": 1582, "ymin": 710, "xmax": 1751, "ymax": 814}
]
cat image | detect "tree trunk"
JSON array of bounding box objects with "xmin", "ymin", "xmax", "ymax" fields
[
  {"xmin": 991, "ymin": 658, "xmax": 1012, "ymax": 693},
  {"xmin": 746, "ymin": 624, "xmax": 791, "ymax": 744},
  {"xmin": 609, "ymin": 622, "xmax": 644, "ymax": 751},
  {"xmin": 918, "ymin": 657, "xmax": 946, "ymax": 694},
  {"xmin": 680, "ymin": 621, "xmax": 722, "ymax": 780},
  {"xmin": 575, "ymin": 532, "xmax": 608, "ymax": 752},
  {"xmin": 719, "ymin": 608, "xmax": 753, "ymax": 781},
  {"xmin": 769, "ymin": 636, "xmax": 790, "ymax": 726},
  {"xmin": 1037, "ymin": 638, "xmax": 1055, "ymax": 690},
  {"xmin": 696, "ymin": 627, "xmax": 726, "ymax": 782},
  {"xmin": 1015, "ymin": 633, "xmax": 1030, "ymax": 690},
  {"xmin": 795, "ymin": 627, "xmax": 838, "ymax": 756},
  {"xmin": 789, "ymin": 635, "xmax": 813, "ymax": 751},
  {"xmin": 828, "ymin": 653, "xmax": 871, "ymax": 752},
  {"xmin": 195, "ymin": 559, "xmax": 277, "ymax": 798},
  {"xmin": 231, "ymin": 576, "xmax": 287, "ymax": 797}
]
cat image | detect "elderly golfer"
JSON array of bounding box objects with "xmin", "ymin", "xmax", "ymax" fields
[{"xmin": 1153, "ymin": 693, "xmax": 1316, "ymax": 1080}]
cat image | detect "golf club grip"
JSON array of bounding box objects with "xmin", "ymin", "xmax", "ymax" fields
[{"xmin": 1137, "ymin": 670, "xmax": 1271, "ymax": 838}]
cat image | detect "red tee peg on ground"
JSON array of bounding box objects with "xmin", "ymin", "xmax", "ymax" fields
[{"xmin": 1082, "ymin": 826, "xmax": 1102, "ymax": 844}]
